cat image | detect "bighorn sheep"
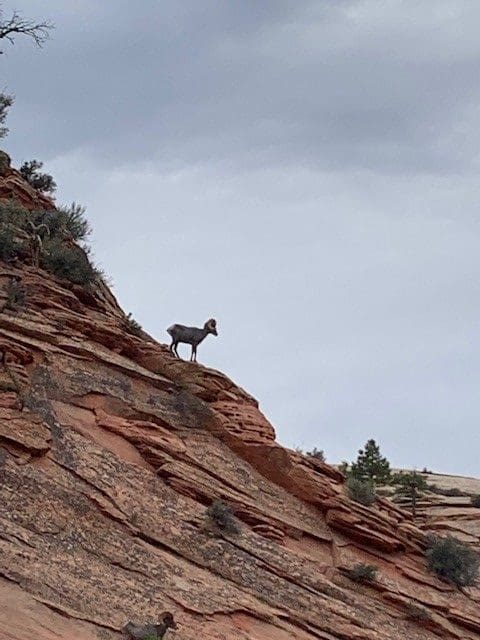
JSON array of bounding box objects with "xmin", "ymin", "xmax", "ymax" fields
[
  {"xmin": 123, "ymin": 612, "xmax": 177, "ymax": 640},
  {"xmin": 167, "ymin": 318, "xmax": 218, "ymax": 362},
  {"xmin": 27, "ymin": 221, "xmax": 50, "ymax": 267}
]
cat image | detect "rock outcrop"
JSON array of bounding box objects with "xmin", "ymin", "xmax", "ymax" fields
[{"xmin": 0, "ymin": 167, "xmax": 479, "ymax": 640}]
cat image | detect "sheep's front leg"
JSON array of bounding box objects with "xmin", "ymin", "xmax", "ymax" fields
[{"xmin": 191, "ymin": 345, "xmax": 197, "ymax": 362}]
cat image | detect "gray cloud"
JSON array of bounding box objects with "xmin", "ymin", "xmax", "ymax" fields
[
  {"xmin": 4, "ymin": 0, "xmax": 480, "ymax": 173},
  {"xmin": 1, "ymin": 1, "xmax": 480, "ymax": 475}
]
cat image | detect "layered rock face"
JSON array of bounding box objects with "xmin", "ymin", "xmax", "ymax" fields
[{"xmin": 0, "ymin": 167, "xmax": 479, "ymax": 640}]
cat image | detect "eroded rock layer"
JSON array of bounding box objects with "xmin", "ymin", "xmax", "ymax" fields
[{"xmin": 0, "ymin": 170, "xmax": 479, "ymax": 640}]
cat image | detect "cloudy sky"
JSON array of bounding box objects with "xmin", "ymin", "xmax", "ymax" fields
[{"xmin": 2, "ymin": 0, "xmax": 479, "ymax": 475}]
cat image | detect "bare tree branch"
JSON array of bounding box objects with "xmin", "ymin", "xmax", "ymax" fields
[{"xmin": 0, "ymin": 8, "xmax": 54, "ymax": 53}]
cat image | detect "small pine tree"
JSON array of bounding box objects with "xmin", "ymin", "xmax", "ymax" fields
[
  {"xmin": 393, "ymin": 470, "xmax": 428, "ymax": 517},
  {"xmin": 350, "ymin": 439, "xmax": 391, "ymax": 486}
]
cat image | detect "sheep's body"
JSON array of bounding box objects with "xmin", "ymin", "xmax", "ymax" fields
[
  {"xmin": 122, "ymin": 612, "xmax": 177, "ymax": 639},
  {"xmin": 167, "ymin": 318, "xmax": 217, "ymax": 362},
  {"xmin": 123, "ymin": 622, "xmax": 160, "ymax": 640}
]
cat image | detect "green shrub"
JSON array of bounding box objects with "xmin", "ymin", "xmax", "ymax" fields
[
  {"xmin": 346, "ymin": 563, "xmax": 378, "ymax": 583},
  {"xmin": 29, "ymin": 202, "xmax": 90, "ymax": 242},
  {"xmin": 427, "ymin": 484, "xmax": 465, "ymax": 497},
  {"xmin": 125, "ymin": 312, "xmax": 143, "ymax": 337},
  {"xmin": 306, "ymin": 447, "xmax": 325, "ymax": 462},
  {"xmin": 0, "ymin": 200, "xmax": 91, "ymax": 246},
  {"xmin": 52, "ymin": 202, "xmax": 90, "ymax": 241},
  {"xmin": 19, "ymin": 160, "xmax": 56, "ymax": 193},
  {"xmin": 0, "ymin": 201, "xmax": 30, "ymax": 230},
  {"xmin": 392, "ymin": 471, "xmax": 428, "ymax": 492},
  {"xmin": 41, "ymin": 238, "xmax": 96, "ymax": 285},
  {"xmin": 405, "ymin": 602, "xmax": 431, "ymax": 621},
  {"xmin": 0, "ymin": 225, "xmax": 21, "ymax": 262},
  {"xmin": 0, "ymin": 201, "xmax": 99, "ymax": 287},
  {"xmin": 426, "ymin": 535, "xmax": 480, "ymax": 587},
  {"xmin": 207, "ymin": 500, "xmax": 240, "ymax": 535},
  {"xmin": 470, "ymin": 495, "xmax": 480, "ymax": 508},
  {"xmin": 347, "ymin": 477, "xmax": 376, "ymax": 506}
]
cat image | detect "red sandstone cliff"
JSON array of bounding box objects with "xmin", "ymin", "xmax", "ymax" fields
[{"xmin": 0, "ymin": 157, "xmax": 479, "ymax": 640}]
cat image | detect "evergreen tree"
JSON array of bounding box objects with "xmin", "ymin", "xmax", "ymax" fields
[
  {"xmin": 350, "ymin": 439, "xmax": 391, "ymax": 485},
  {"xmin": 393, "ymin": 470, "xmax": 427, "ymax": 517}
]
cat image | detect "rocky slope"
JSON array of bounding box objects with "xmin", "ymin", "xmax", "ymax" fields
[{"xmin": 0, "ymin": 157, "xmax": 479, "ymax": 640}]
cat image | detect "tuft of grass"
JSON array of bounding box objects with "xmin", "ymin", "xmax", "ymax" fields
[
  {"xmin": 207, "ymin": 499, "xmax": 240, "ymax": 535},
  {"xmin": 405, "ymin": 602, "xmax": 431, "ymax": 622},
  {"xmin": 426, "ymin": 535, "xmax": 480, "ymax": 587},
  {"xmin": 470, "ymin": 495, "xmax": 480, "ymax": 508},
  {"xmin": 125, "ymin": 312, "xmax": 143, "ymax": 337},
  {"xmin": 347, "ymin": 477, "xmax": 376, "ymax": 506},
  {"xmin": 346, "ymin": 563, "xmax": 378, "ymax": 583}
]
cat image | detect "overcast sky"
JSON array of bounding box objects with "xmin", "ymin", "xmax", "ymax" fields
[{"xmin": 2, "ymin": 0, "xmax": 479, "ymax": 475}]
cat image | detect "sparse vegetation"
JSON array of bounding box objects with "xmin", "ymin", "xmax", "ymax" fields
[
  {"xmin": 125, "ymin": 312, "xmax": 143, "ymax": 337},
  {"xmin": 346, "ymin": 563, "xmax": 378, "ymax": 583},
  {"xmin": 40, "ymin": 238, "xmax": 96, "ymax": 285},
  {"xmin": 0, "ymin": 93, "xmax": 13, "ymax": 139},
  {"xmin": 207, "ymin": 499, "xmax": 240, "ymax": 535},
  {"xmin": 0, "ymin": 201, "xmax": 100, "ymax": 285},
  {"xmin": 349, "ymin": 439, "xmax": 391, "ymax": 486},
  {"xmin": 45, "ymin": 202, "xmax": 91, "ymax": 241},
  {"xmin": 470, "ymin": 495, "xmax": 480, "ymax": 508},
  {"xmin": 347, "ymin": 477, "xmax": 376, "ymax": 506},
  {"xmin": 426, "ymin": 535, "xmax": 480, "ymax": 587},
  {"xmin": 0, "ymin": 224, "xmax": 20, "ymax": 262},
  {"xmin": 338, "ymin": 460, "xmax": 349, "ymax": 475},
  {"xmin": 4, "ymin": 277, "xmax": 27, "ymax": 311},
  {"xmin": 306, "ymin": 447, "xmax": 325, "ymax": 462},
  {"xmin": 427, "ymin": 484, "xmax": 466, "ymax": 497},
  {"xmin": 0, "ymin": 375, "xmax": 18, "ymax": 392},
  {"xmin": 405, "ymin": 602, "xmax": 431, "ymax": 622},
  {"xmin": 393, "ymin": 471, "xmax": 428, "ymax": 490},
  {"xmin": 393, "ymin": 471, "xmax": 428, "ymax": 516},
  {"xmin": 19, "ymin": 159, "xmax": 56, "ymax": 193}
]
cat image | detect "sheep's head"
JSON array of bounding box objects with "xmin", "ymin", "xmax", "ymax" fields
[
  {"xmin": 159, "ymin": 612, "xmax": 177, "ymax": 629},
  {"xmin": 205, "ymin": 318, "xmax": 218, "ymax": 336}
]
